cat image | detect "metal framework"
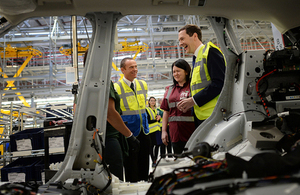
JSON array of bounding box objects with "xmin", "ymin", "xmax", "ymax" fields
[{"xmin": 0, "ymin": 15, "xmax": 274, "ymax": 107}]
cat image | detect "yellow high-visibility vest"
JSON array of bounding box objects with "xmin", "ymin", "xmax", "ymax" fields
[
  {"xmin": 191, "ymin": 42, "xmax": 226, "ymax": 120},
  {"xmin": 114, "ymin": 79, "xmax": 149, "ymax": 136},
  {"xmin": 146, "ymin": 107, "xmax": 161, "ymax": 133}
]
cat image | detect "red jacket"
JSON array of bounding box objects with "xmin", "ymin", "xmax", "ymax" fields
[{"xmin": 161, "ymin": 82, "xmax": 195, "ymax": 142}]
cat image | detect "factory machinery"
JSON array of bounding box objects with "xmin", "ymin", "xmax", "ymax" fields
[{"xmin": 0, "ymin": 13, "xmax": 299, "ymax": 195}]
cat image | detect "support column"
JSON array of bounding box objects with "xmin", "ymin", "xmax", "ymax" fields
[
  {"xmin": 147, "ymin": 16, "xmax": 157, "ymax": 80},
  {"xmin": 49, "ymin": 12, "xmax": 122, "ymax": 192}
]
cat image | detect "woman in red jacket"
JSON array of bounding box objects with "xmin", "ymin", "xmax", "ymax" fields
[{"xmin": 160, "ymin": 59, "xmax": 195, "ymax": 155}]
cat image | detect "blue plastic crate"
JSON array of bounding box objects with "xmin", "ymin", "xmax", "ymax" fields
[
  {"xmin": 1, "ymin": 156, "xmax": 42, "ymax": 182},
  {"xmin": 10, "ymin": 128, "xmax": 44, "ymax": 152}
]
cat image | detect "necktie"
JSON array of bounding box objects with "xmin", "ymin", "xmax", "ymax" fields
[
  {"xmin": 130, "ymin": 82, "xmax": 135, "ymax": 93},
  {"xmin": 192, "ymin": 55, "xmax": 196, "ymax": 68}
]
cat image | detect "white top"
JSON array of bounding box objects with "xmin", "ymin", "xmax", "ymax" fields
[
  {"xmin": 194, "ymin": 43, "xmax": 204, "ymax": 57},
  {"xmin": 123, "ymin": 77, "xmax": 135, "ymax": 90}
]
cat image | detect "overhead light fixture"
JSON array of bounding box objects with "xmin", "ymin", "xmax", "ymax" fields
[
  {"xmin": 152, "ymin": 0, "xmax": 184, "ymax": 6},
  {"xmin": 188, "ymin": 0, "xmax": 206, "ymax": 6}
]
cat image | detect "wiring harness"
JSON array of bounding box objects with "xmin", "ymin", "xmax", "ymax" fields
[
  {"xmin": 90, "ymin": 128, "xmax": 112, "ymax": 194},
  {"xmin": 147, "ymin": 155, "xmax": 228, "ymax": 195}
]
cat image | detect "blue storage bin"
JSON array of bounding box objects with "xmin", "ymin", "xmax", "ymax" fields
[
  {"xmin": 10, "ymin": 128, "xmax": 44, "ymax": 152},
  {"xmin": 1, "ymin": 156, "xmax": 42, "ymax": 182}
]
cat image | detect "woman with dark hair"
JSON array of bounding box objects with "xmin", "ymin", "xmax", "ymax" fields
[
  {"xmin": 146, "ymin": 96, "xmax": 163, "ymax": 167},
  {"xmin": 160, "ymin": 59, "xmax": 195, "ymax": 154}
]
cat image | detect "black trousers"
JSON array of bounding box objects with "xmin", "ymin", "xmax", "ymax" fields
[
  {"xmin": 194, "ymin": 112, "xmax": 204, "ymax": 129},
  {"xmin": 172, "ymin": 141, "xmax": 187, "ymax": 155},
  {"xmin": 149, "ymin": 130, "xmax": 165, "ymax": 163},
  {"xmin": 124, "ymin": 131, "xmax": 151, "ymax": 182},
  {"xmin": 104, "ymin": 137, "xmax": 124, "ymax": 180}
]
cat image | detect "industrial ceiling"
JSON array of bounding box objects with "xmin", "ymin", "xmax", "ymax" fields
[{"xmin": 0, "ymin": 16, "xmax": 274, "ymax": 106}]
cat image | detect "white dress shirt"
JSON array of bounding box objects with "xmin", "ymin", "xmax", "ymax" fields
[{"xmin": 123, "ymin": 77, "xmax": 135, "ymax": 90}]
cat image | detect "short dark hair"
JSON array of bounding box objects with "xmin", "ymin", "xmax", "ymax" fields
[
  {"xmin": 171, "ymin": 59, "xmax": 191, "ymax": 85},
  {"xmin": 179, "ymin": 24, "xmax": 202, "ymax": 42},
  {"xmin": 120, "ymin": 57, "xmax": 134, "ymax": 69}
]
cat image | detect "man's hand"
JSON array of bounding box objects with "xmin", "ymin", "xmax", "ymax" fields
[
  {"xmin": 127, "ymin": 135, "xmax": 140, "ymax": 153},
  {"xmin": 177, "ymin": 97, "xmax": 195, "ymax": 113}
]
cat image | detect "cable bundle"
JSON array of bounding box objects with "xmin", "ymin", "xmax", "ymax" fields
[{"xmin": 146, "ymin": 156, "xmax": 228, "ymax": 195}]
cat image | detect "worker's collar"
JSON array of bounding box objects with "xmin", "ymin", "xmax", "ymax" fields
[
  {"xmin": 194, "ymin": 43, "xmax": 204, "ymax": 57},
  {"xmin": 175, "ymin": 81, "xmax": 189, "ymax": 88},
  {"xmin": 123, "ymin": 77, "xmax": 136, "ymax": 87}
]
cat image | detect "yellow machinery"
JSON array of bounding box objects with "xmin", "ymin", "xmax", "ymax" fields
[
  {"xmin": 59, "ymin": 39, "xmax": 148, "ymax": 80},
  {"xmin": 0, "ymin": 44, "xmax": 42, "ymax": 107},
  {"xmin": 59, "ymin": 42, "xmax": 89, "ymax": 56},
  {"xmin": 0, "ymin": 44, "xmax": 42, "ymax": 155},
  {"xmin": 115, "ymin": 38, "xmax": 149, "ymax": 59},
  {"xmin": 59, "ymin": 39, "xmax": 148, "ymax": 58},
  {"xmin": 113, "ymin": 38, "xmax": 149, "ymax": 80},
  {"xmin": 0, "ymin": 44, "xmax": 42, "ymax": 58}
]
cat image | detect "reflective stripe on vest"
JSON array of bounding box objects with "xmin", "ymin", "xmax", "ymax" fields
[
  {"xmin": 165, "ymin": 85, "xmax": 173, "ymax": 109},
  {"xmin": 157, "ymin": 107, "xmax": 163, "ymax": 127},
  {"xmin": 168, "ymin": 116, "xmax": 194, "ymax": 122},
  {"xmin": 122, "ymin": 109, "xmax": 146, "ymax": 115},
  {"xmin": 115, "ymin": 79, "xmax": 147, "ymax": 116},
  {"xmin": 165, "ymin": 85, "xmax": 194, "ymax": 123},
  {"xmin": 168, "ymin": 101, "xmax": 182, "ymax": 108},
  {"xmin": 191, "ymin": 44, "xmax": 211, "ymax": 92},
  {"xmin": 146, "ymin": 107, "xmax": 160, "ymax": 133}
]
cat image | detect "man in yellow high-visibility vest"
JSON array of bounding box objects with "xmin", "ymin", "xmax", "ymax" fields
[
  {"xmin": 177, "ymin": 24, "xmax": 226, "ymax": 128},
  {"xmin": 114, "ymin": 57, "xmax": 150, "ymax": 182}
]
